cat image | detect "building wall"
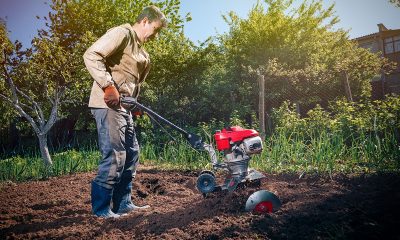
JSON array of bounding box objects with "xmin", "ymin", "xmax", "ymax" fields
[
  {"xmin": 357, "ymin": 37, "xmax": 381, "ymax": 54},
  {"xmin": 355, "ymin": 25, "xmax": 400, "ymax": 98}
]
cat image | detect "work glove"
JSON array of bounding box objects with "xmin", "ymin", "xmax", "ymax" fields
[
  {"xmin": 132, "ymin": 109, "xmax": 144, "ymax": 117},
  {"xmin": 103, "ymin": 85, "xmax": 120, "ymax": 109}
]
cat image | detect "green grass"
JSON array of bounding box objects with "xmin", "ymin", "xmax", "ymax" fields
[
  {"xmin": 141, "ymin": 138, "xmax": 211, "ymax": 170},
  {"xmin": 250, "ymin": 128, "xmax": 400, "ymax": 175},
  {"xmin": 1, "ymin": 127, "xmax": 398, "ymax": 183},
  {"xmin": 0, "ymin": 148, "xmax": 100, "ymax": 182}
]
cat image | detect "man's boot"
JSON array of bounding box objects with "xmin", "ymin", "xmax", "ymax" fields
[
  {"xmin": 112, "ymin": 178, "xmax": 149, "ymax": 214},
  {"xmin": 91, "ymin": 181, "xmax": 120, "ymax": 218}
]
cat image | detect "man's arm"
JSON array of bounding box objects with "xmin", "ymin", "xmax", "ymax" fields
[{"xmin": 83, "ymin": 27, "xmax": 129, "ymax": 89}]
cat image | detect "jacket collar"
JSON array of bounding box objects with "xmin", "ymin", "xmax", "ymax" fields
[{"xmin": 125, "ymin": 23, "xmax": 142, "ymax": 48}]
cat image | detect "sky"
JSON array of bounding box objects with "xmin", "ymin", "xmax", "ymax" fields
[{"xmin": 0, "ymin": 0, "xmax": 399, "ymax": 47}]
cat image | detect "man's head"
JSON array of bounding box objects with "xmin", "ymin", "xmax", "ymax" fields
[{"xmin": 134, "ymin": 5, "xmax": 167, "ymax": 43}]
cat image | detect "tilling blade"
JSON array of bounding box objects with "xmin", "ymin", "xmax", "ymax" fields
[{"xmin": 245, "ymin": 190, "xmax": 281, "ymax": 214}]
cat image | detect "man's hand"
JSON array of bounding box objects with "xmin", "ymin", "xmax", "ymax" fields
[{"xmin": 103, "ymin": 85, "xmax": 120, "ymax": 109}]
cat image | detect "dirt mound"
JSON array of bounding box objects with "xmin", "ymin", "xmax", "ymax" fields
[{"xmin": 1, "ymin": 167, "xmax": 399, "ymax": 239}]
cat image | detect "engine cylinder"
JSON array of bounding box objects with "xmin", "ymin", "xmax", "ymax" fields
[{"xmin": 243, "ymin": 136, "xmax": 263, "ymax": 154}]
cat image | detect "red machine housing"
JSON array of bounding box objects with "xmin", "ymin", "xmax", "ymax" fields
[{"xmin": 214, "ymin": 126, "xmax": 259, "ymax": 151}]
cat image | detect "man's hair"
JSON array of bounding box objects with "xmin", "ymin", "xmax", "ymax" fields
[{"xmin": 136, "ymin": 5, "xmax": 167, "ymax": 28}]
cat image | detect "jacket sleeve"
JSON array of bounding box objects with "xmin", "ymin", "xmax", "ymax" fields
[{"xmin": 83, "ymin": 27, "xmax": 129, "ymax": 89}]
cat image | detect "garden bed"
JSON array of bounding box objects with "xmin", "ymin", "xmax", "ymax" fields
[{"xmin": 1, "ymin": 166, "xmax": 399, "ymax": 239}]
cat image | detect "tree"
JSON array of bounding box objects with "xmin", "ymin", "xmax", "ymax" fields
[
  {"xmin": 219, "ymin": 0, "xmax": 388, "ymax": 116},
  {"xmin": 390, "ymin": 0, "xmax": 400, "ymax": 8},
  {"xmin": 0, "ymin": 22, "xmax": 79, "ymax": 165}
]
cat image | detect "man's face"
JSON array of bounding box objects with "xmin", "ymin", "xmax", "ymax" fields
[{"xmin": 143, "ymin": 19, "xmax": 163, "ymax": 42}]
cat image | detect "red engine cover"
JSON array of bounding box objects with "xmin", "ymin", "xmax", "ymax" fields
[{"xmin": 214, "ymin": 126, "xmax": 259, "ymax": 151}]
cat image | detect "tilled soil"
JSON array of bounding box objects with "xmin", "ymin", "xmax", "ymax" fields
[{"xmin": 1, "ymin": 166, "xmax": 400, "ymax": 240}]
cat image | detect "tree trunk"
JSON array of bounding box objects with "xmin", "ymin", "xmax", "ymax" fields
[{"xmin": 38, "ymin": 133, "xmax": 52, "ymax": 165}]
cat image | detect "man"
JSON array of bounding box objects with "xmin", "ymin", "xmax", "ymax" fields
[{"xmin": 83, "ymin": 5, "xmax": 167, "ymax": 218}]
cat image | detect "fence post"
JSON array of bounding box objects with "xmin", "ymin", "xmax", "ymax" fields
[
  {"xmin": 258, "ymin": 73, "xmax": 266, "ymax": 140},
  {"xmin": 343, "ymin": 71, "xmax": 353, "ymax": 102}
]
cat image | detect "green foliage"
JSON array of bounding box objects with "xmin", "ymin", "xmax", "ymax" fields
[
  {"xmin": 12, "ymin": 36, "xmax": 78, "ymax": 114},
  {"xmin": 0, "ymin": 20, "xmax": 13, "ymax": 60},
  {"xmin": 260, "ymin": 98, "xmax": 400, "ymax": 174},
  {"xmin": 141, "ymin": 33, "xmax": 222, "ymax": 124},
  {"xmin": 220, "ymin": 0, "xmax": 388, "ymax": 114},
  {"xmin": 47, "ymin": 0, "xmax": 185, "ymax": 45},
  {"xmin": 223, "ymin": 0, "xmax": 339, "ymax": 67},
  {"xmin": 0, "ymin": 21, "xmax": 20, "ymax": 129},
  {"xmin": 329, "ymin": 95, "xmax": 400, "ymax": 132}
]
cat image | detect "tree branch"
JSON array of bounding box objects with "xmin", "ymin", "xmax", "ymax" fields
[
  {"xmin": 42, "ymin": 86, "xmax": 65, "ymax": 134},
  {"xmin": 1, "ymin": 50, "xmax": 42, "ymax": 134},
  {"xmin": 15, "ymin": 87, "xmax": 45, "ymax": 125},
  {"xmin": 0, "ymin": 93, "xmax": 41, "ymax": 134},
  {"xmin": 0, "ymin": 93, "xmax": 35, "ymax": 111}
]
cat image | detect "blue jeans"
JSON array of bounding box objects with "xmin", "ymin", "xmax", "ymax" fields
[{"xmin": 91, "ymin": 108, "xmax": 140, "ymax": 189}]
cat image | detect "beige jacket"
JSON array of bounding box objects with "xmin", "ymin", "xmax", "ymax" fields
[{"xmin": 83, "ymin": 23, "xmax": 151, "ymax": 108}]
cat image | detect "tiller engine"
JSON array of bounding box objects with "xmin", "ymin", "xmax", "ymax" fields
[{"xmin": 121, "ymin": 97, "xmax": 281, "ymax": 214}]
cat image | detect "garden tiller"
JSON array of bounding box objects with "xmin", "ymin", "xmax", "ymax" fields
[{"xmin": 121, "ymin": 97, "xmax": 281, "ymax": 214}]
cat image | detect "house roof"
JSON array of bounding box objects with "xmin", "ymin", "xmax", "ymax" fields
[
  {"xmin": 353, "ymin": 32, "xmax": 379, "ymax": 41},
  {"xmin": 353, "ymin": 24, "xmax": 400, "ymax": 41}
]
